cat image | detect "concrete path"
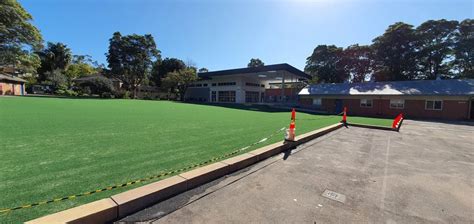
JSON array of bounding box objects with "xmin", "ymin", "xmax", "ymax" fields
[{"xmin": 117, "ymin": 120, "xmax": 474, "ymax": 224}]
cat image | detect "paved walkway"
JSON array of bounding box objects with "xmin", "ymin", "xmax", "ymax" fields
[{"xmin": 118, "ymin": 120, "xmax": 474, "ymax": 224}]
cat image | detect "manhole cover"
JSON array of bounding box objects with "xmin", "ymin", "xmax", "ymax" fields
[{"xmin": 322, "ymin": 189, "xmax": 346, "ymax": 203}]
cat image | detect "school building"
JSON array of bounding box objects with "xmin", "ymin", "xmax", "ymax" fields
[
  {"xmin": 298, "ymin": 79, "xmax": 474, "ymax": 120},
  {"xmin": 185, "ymin": 63, "xmax": 310, "ymax": 104}
]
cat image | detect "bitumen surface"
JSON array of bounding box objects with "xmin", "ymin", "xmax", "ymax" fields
[{"xmin": 117, "ymin": 120, "xmax": 474, "ymax": 224}]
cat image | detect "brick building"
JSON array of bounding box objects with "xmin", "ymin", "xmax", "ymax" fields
[
  {"xmin": 0, "ymin": 74, "xmax": 27, "ymax": 96},
  {"xmin": 299, "ymin": 79, "xmax": 474, "ymax": 120}
]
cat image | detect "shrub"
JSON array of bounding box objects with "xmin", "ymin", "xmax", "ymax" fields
[
  {"xmin": 100, "ymin": 92, "xmax": 112, "ymax": 98},
  {"xmin": 143, "ymin": 93, "xmax": 153, "ymax": 100},
  {"xmin": 78, "ymin": 77, "xmax": 114, "ymax": 96},
  {"xmin": 5, "ymin": 90, "xmax": 12, "ymax": 95},
  {"xmin": 123, "ymin": 91, "xmax": 131, "ymax": 99}
]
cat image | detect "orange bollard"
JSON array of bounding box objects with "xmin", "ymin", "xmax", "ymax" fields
[
  {"xmin": 341, "ymin": 107, "xmax": 347, "ymax": 124},
  {"xmin": 291, "ymin": 108, "xmax": 296, "ymax": 121}
]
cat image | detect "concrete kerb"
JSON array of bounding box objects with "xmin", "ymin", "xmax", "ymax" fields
[
  {"xmin": 26, "ymin": 123, "xmax": 343, "ymax": 224},
  {"xmin": 347, "ymin": 122, "xmax": 396, "ymax": 131},
  {"xmin": 25, "ymin": 199, "xmax": 118, "ymax": 224}
]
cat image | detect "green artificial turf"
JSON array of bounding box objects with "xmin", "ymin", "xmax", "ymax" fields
[
  {"xmin": 348, "ymin": 116, "xmax": 393, "ymax": 127},
  {"xmin": 0, "ymin": 97, "xmax": 392, "ymax": 223}
]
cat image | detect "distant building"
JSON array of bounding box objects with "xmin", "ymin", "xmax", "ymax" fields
[
  {"xmin": 185, "ymin": 63, "xmax": 310, "ymax": 104},
  {"xmin": 299, "ymin": 79, "xmax": 474, "ymax": 120},
  {"xmin": 0, "ymin": 74, "xmax": 27, "ymax": 96}
]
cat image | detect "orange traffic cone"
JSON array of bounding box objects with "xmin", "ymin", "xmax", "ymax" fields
[
  {"xmin": 341, "ymin": 107, "xmax": 347, "ymax": 124},
  {"xmin": 285, "ymin": 120, "xmax": 296, "ymax": 141},
  {"xmin": 291, "ymin": 108, "xmax": 296, "ymax": 121}
]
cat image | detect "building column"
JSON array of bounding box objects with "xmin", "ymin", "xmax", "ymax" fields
[{"xmin": 281, "ymin": 73, "xmax": 285, "ymax": 104}]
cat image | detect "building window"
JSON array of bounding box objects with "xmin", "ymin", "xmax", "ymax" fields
[
  {"xmin": 360, "ymin": 99, "xmax": 373, "ymax": 108},
  {"xmin": 212, "ymin": 83, "xmax": 216, "ymax": 86},
  {"xmin": 203, "ymin": 83, "xmax": 208, "ymax": 87},
  {"xmin": 218, "ymin": 82, "xmax": 236, "ymax": 86},
  {"xmin": 218, "ymin": 91, "xmax": 235, "ymax": 102},
  {"xmin": 390, "ymin": 99, "xmax": 404, "ymax": 109},
  {"xmin": 245, "ymin": 91, "xmax": 260, "ymax": 103},
  {"xmin": 211, "ymin": 91, "xmax": 217, "ymax": 102},
  {"xmin": 426, "ymin": 100, "xmax": 442, "ymax": 110},
  {"xmin": 245, "ymin": 82, "xmax": 261, "ymax": 87},
  {"xmin": 313, "ymin": 98, "xmax": 322, "ymax": 106}
]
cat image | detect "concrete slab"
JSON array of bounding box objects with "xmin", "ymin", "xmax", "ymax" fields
[
  {"xmin": 247, "ymin": 141, "xmax": 288, "ymax": 160},
  {"xmin": 220, "ymin": 153, "xmax": 260, "ymax": 172},
  {"xmin": 26, "ymin": 198, "xmax": 117, "ymax": 224},
  {"xmin": 111, "ymin": 175, "xmax": 187, "ymax": 218},
  {"xmin": 120, "ymin": 120, "xmax": 474, "ymax": 224},
  {"xmin": 178, "ymin": 162, "xmax": 230, "ymax": 190}
]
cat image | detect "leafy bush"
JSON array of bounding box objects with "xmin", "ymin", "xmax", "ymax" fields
[
  {"xmin": 78, "ymin": 76, "xmax": 114, "ymax": 95},
  {"xmin": 5, "ymin": 90, "xmax": 12, "ymax": 95},
  {"xmin": 100, "ymin": 92, "xmax": 113, "ymax": 98},
  {"xmin": 123, "ymin": 91, "xmax": 131, "ymax": 99}
]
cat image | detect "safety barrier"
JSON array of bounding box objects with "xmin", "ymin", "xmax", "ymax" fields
[{"xmin": 0, "ymin": 127, "xmax": 286, "ymax": 215}]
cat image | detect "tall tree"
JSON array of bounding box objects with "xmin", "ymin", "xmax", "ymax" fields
[
  {"xmin": 37, "ymin": 42, "xmax": 72, "ymax": 82},
  {"xmin": 198, "ymin": 67, "xmax": 209, "ymax": 73},
  {"xmin": 415, "ymin": 19, "xmax": 459, "ymax": 79},
  {"xmin": 162, "ymin": 68, "xmax": 197, "ymax": 101},
  {"xmin": 0, "ymin": 0, "xmax": 42, "ymax": 73},
  {"xmin": 106, "ymin": 32, "xmax": 161, "ymax": 97},
  {"xmin": 340, "ymin": 44, "xmax": 373, "ymax": 83},
  {"xmin": 65, "ymin": 55, "xmax": 98, "ymax": 80},
  {"xmin": 453, "ymin": 19, "xmax": 474, "ymax": 79},
  {"xmin": 305, "ymin": 45, "xmax": 347, "ymax": 83},
  {"xmin": 372, "ymin": 22, "xmax": 418, "ymax": 81},
  {"xmin": 150, "ymin": 57, "xmax": 185, "ymax": 86},
  {"xmin": 247, "ymin": 58, "xmax": 264, "ymax": 68}
]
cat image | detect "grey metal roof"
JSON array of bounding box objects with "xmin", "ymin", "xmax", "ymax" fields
[
  {"xmin": 0, "ymin": 74, "xmax": 27, "ymax": 83},
  {"xmin": 198, "ymin": 63, "xmax": 311, "ymax": 79},
  {"xmin": 299, "ymin": 79, "xmax": 474, "ymax": 96}
]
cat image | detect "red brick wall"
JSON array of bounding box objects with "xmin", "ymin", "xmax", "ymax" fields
[
  {"xmin": 299, "ymin": 96, "xmax": 470, "ymax": 120},
  {"xmin": 299, "ymin": 98, "xmax": 312, "ymax": 106},
  {"xmin": 265, "ymin": 88, "xmax": 300, "ymax": 97},
  {"xmin": 340, "ymin": 99, "xmax": 469, "ymax": 120}
]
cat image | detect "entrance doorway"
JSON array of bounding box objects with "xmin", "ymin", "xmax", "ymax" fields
[
  {"xmin": 470, "ymin": 100, "xmax": 474, "ymax": 120},
  {"xmin": 335, "ymin": 99, "xmax": 343, "ymax": 114}
]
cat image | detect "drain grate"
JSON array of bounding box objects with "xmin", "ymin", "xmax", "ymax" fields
[{"xmin": 321, "ymin": 189, "xmax": 346, "ymax": 203}]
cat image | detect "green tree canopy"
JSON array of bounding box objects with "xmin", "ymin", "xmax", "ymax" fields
[
  {"xmin": 247, "ymin": 58, "xmax": 264, "ymax": 67},
  {"xmin": 305, "ymin": 45, "xmax": 347, "ymax": 83},
  {"xmin": 415, "ymin": 19, "xmax": 459, "ymax": 79},
  {"xmin": 65, "ymin": 55, "xmax": 99, "ymax": 80},
  {"xmin": 371, "ymin": 22, "xmax": 418, "ymax": 81},
  {"xmin": 0, "ymin": 0, "xmax": 42, "ymax": 73},
  {"xmin": 37, "ymin": 42, "xmax": 72, "ymax": 81},
  {"xmin": 454, "ymin": 19, "xmax": 474, "ymax": 78},
  {"xmin": 198, "ymin": 67, "xmax": 209, "ymax": 73},
  {"xmin": 150, "ymin": 57, "xmax": 185, "ymax": 86},
  {"xmin": 340, "ymin": 44, "xmax": 373, "ymax": 83},
  {"xmin": 162, "ymin": 68, "xmax": 197, "ymax": 101},
  {"xmin": 106, "ymin": 32, "xmax": 161, "ymax": 97}
]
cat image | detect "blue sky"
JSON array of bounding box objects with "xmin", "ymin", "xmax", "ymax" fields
[{"xmin": 20, "ymin": 0, "xmax": 473, "ymax": 71}]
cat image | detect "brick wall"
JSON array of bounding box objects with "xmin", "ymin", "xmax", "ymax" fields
[
  {"xmin": 340, "ymin": 98, "xmax": 469, "ymax": 120},
  {"xmin": 299, "ymin": 96, "xmax": 471, "ymax": 120},
  {"xmin": 0, "ymin": 82, "xmax": 23, "ymax": 95}
]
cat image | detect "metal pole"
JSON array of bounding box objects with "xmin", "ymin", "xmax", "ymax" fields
[{"xmin": 281, "ymin": 72, "xmax": 285, "ymax": 105}]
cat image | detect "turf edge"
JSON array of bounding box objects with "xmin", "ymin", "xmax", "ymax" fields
[{"xmin": 26, "ymin": 123, "xmax": 343, "ymax": 224}]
